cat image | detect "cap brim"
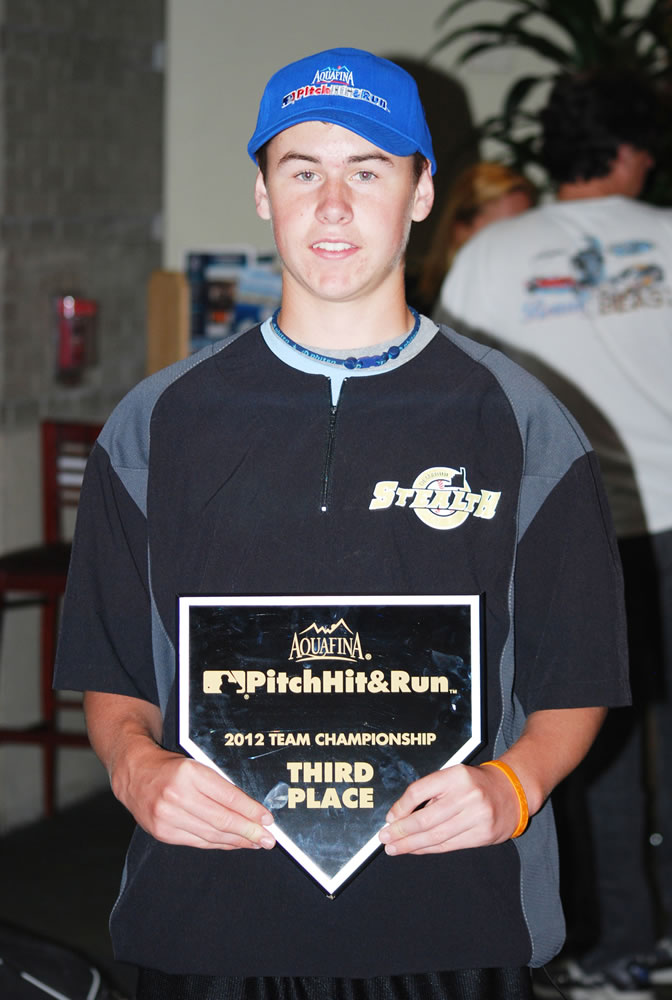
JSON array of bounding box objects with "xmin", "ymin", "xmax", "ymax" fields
[{"xmin": 248, "ymin": 107, "xmax": 436, "ymax": 174}]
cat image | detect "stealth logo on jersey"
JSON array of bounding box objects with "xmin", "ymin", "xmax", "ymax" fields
[{"xmin": 369, "ymin": 466, "xmax": 501, "ymax": 531}]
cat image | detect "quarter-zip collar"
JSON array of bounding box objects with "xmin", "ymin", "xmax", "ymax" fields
[{"xmin": 261, "ymin": 313, "xmax": 439, "ymax": 405}]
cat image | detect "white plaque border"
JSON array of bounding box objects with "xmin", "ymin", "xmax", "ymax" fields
[{"xmin": 178, "ymin": 593, "xmax": 482, "ymax": 896}]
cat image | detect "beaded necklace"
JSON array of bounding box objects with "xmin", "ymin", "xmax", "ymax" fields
[{"xmin": 270, "ymin": 308, "xmax": 420, "ymax": 370}]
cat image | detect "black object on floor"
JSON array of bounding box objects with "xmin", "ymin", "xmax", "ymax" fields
[
  {"xmin": 0, "ymin": 790, "xmax": 137, "ymax": 996},
  {"xmin": 0, "ymin": 919, "xmax": 127, "ymax": 998}
]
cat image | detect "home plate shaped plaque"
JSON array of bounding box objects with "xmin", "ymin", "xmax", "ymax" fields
[{"xmin": 178, "ymin": 595, "xmax": 482, "ymax": 895}]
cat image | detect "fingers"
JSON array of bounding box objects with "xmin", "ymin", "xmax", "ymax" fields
[
  {"xmin": 385, "ymin": 769, "xmax": 456, "ymax": 823},
  {"xmin": 378, "ymin": 764, "xmax": 518, "ymax": 855},
  {"xmin": 131, "ymin": 755, "xmax": 277, "ymax": 851}
]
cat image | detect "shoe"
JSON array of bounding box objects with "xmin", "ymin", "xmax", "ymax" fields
[
  {"xmin": 643, "ymin": 936, "xmax": 672, "ymax": 985},
  {"xmin": 533, "ymin": 957, "xmax": 654, "ymax": 999}
]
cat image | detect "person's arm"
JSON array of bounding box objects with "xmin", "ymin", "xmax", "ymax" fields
[
  {"xmin": 378, "ymin": 705, "xmax": 605, "ymax": 854},
  {"xmin": 84, "ymin": 691, "xmax": 276, "ymax": 851}
]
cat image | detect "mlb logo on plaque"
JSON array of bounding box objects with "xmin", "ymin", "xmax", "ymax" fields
[{"xmin": 178, "ymin": 595, "xmax": 482, "ymax": 895}]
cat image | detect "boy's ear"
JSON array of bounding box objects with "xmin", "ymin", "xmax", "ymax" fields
[
  {"xmin": 255, "ymin": 169, "xmax": 271, "ymax": 221},
  {"xmin": 411, "ymin": 159, "xmax": 434, "ymax": 223}
]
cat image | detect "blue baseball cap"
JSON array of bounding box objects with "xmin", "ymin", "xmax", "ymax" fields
[{"xmin": 248, "ymin": 47, "xmax": 436, "ymax": 174}]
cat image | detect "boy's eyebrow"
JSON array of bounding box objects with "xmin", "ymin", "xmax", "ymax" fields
[
  {"xmin": 348, "ymin": 152, "xmax": 395, "ymax": 167},
  {"xmin": 275, "ymin": 151, "xmax": 396, "ymax": 169}
]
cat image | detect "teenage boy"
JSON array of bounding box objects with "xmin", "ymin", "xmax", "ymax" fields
[{"xmin": 55, "ymin": 48, "xmax": 629, "ymax": 1000}]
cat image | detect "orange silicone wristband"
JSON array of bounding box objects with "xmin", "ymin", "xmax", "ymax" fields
[{"xmin": 480, "ymin": 759, "xmax": 529, "ymax": 838}]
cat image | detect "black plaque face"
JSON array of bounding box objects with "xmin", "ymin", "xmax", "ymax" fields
[{"xmin": 178, "ymin": 595, "xmax": 482, "ymax": 895}]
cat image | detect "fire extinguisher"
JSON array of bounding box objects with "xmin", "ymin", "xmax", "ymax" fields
[{"xmin": 54, "ymin": 294, "xmax": 98, "ymax": 384}]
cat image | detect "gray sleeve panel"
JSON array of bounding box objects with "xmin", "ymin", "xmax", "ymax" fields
[
  {"xmin": 514, "ymin": 798, "xmax": 566, "ymax": 967},
  {"xmin": 149, "ymin": 551, "xmax": 177, "ymax": 715},
  {"xmin": 438, "ymin": 325, "xmax": 592, "ymax": 536},
  {"xmin": 95, "ymin": 335, "xmax": 248, "ymax": 716},
  {"xmin": 437, "ymin": 325, "xmax": 592, "ymax": 966},
  {"xmin": 98, "ymin": 336, "xmax": 245, "ymax": 515}
]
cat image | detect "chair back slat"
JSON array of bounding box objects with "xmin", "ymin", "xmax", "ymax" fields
[{"xmin": 41, "ymin": 421, "xmax": 102, "ymax": 543}]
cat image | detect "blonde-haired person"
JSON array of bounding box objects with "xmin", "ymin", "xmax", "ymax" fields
[{"xmin": 418, "ymin": 161, "xmax": 536, "ymax": 315}]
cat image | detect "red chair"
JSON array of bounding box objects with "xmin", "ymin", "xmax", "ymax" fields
[{"xmin": 0, "ymin": 420, "xmax": 102, "ymax": 815}]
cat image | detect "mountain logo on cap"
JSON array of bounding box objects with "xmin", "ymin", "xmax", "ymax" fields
[{"xmin": 311, "ymin": 64, "xmax": 354, "ymax": 87}]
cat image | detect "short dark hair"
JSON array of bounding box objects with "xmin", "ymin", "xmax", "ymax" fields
[
  {"xmin": 541, "ymin": 70, "xmax": 660, "ymax": 185},
  {"xmin": 255, "ymin": 143, "xmax": 428, "ymax": 185}
]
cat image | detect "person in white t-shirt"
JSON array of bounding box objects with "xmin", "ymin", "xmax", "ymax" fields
[
  {"xmin": 438, "ymin": 68, "xmax": 672, "ymax": 1000},
  {"xmin": 415, "ymin": 161, "xmax": 537, "ymax": 315}
]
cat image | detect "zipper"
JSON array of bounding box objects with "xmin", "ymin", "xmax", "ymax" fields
[{"xmin": 320, "ymin": 398, "xmax": 339, "ymax": 513}]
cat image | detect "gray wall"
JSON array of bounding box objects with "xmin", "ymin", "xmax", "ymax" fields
[
  {"xmin": 0, "ymin": 0, "xmax": 165, "ymax": 831},
  {"xmin": 1, "ymin": 0, "xmax": 164, "ymax": 429}
]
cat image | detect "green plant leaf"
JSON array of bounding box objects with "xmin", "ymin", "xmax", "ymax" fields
[
  {"xmin": 434, "ymin": 0, "xmax": 525, "ymax": 30},
  {"xmin": 611, "ymin": 0, "xmax": 631, "ymax": 19},
  {"xmin": 428, "ymin": 0, "xmax": 672, "ymax": 205},
  {"xmin": 485, "ymin": 24, "xmax": 575, "ymax": 64},
  {"xmin": 501, "ymin": 74, "xmax": 551, "ymax": 122},
  {"xmin": 428, "ymin": 21, "xmax": 515, "ymax": 60},
  {"xmin": 431, "ymin": 21, "xmax": 574, "ymax": 66},
  {"xmin": 429, "ymin": 1, "xmax": 569, "ymax": 59},
  {"xmin": 450, "ymin": 38, "xmax": 516, "ymax": 65},
  {"xmin": 532, "ymin": 0, "xmax": 603, "ymax": 40}
]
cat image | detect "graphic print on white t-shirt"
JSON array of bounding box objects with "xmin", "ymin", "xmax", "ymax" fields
[{"xmin": 522, "ymin": 235, "xmax": 671, "ymax": 322}]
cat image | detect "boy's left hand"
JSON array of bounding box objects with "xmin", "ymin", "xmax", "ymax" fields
[{"xmin": 378, "ymin": 762, "xmax": 521, "ymax": 855}]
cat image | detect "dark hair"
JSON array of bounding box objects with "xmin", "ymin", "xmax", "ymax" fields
[
  {"xmin": 255, "ymin": 142, "xmax": 428, "ymax": 184},
  {"xmin": 541, "ymin": 70, "xmax": 660, "ymax": 184}
]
